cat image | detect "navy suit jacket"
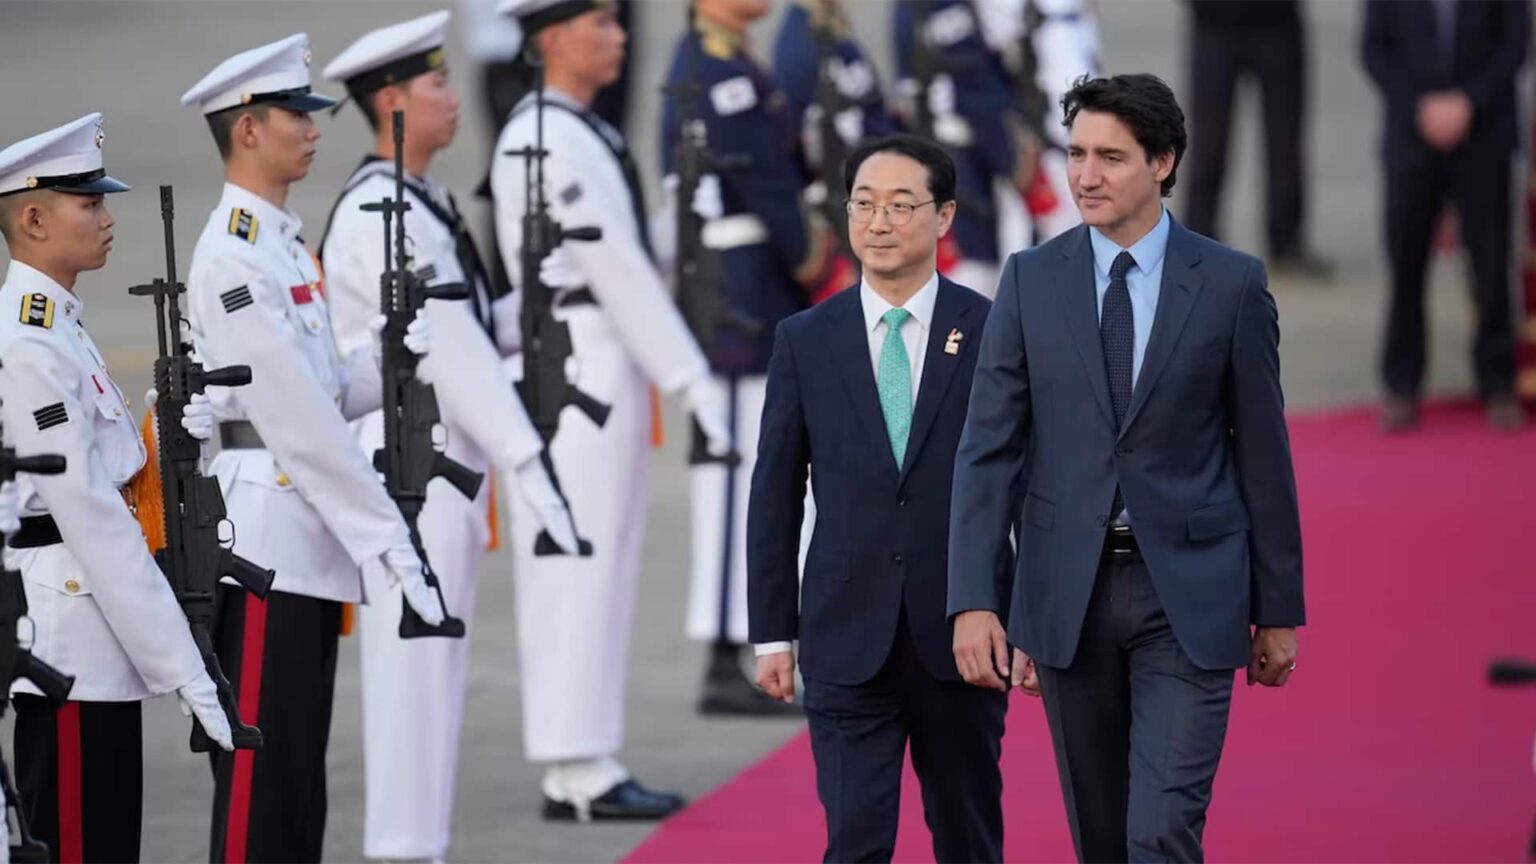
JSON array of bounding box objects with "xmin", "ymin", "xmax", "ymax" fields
[
  {"xmin": 748, "ymin": 277, "xmax": 1002, "ymax": 686},
  {"xmin": 948, "ymin": 220, "xmax": 1305, "ymax": 671}
]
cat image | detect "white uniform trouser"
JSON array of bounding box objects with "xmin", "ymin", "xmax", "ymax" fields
[
  {"xmin": 510, "ymin": 308, "xmax": 648, "ymax": 764},
  {"xmin": 359, "ymin": 485, "xmax": 487, "ymax": 860},
  {"xmin": 686, "ymin": 374, "xmax": 768, "ymax": 644}
]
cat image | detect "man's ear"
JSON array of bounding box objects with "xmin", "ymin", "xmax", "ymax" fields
[
  {"xmin": 936, "ymin": 200, "xmax": 958, "ymax": 238},
  {"xmin": 232, "ymin": 111, "xmax": 262, "ymax": 154},
  {"xmin": 17, "ymin": 195, "xmax": 50, "ymax": 243}
]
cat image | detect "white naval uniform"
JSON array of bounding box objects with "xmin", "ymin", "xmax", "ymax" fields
[
  {"xmin": 187, "ymin": 183, "xmax": 410, "ymax": 599},
  {"xmin": 492, "ymin": 89, "xmax": 710, "ymax": 763},
  {"xmin": 323, "ymin": 163, "xmax": 543, "ymax": 859},
  {"xmin": 0, "ymin": 261, "xmax": 204, "ymax": 702}
]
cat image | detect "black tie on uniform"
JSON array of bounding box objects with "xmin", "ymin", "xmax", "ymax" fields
[{"xmin": 1101, "ymin": 250, "xmax": 1136, "ymax": 519}]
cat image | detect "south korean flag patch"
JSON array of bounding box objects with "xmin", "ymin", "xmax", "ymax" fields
[{"xmin": 710, "ymin": 76, "xmax": 758, "ymax": 117}]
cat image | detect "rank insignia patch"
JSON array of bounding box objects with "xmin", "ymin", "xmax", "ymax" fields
[
  {"xmin": 221, "ymin": 285, "xmax": 254, "ymax": 313},
  {"xmin": 33, "ymin": 402, "xmax": 68, "ymax": 431},
  {"xmin": 19, "ymin": 293, "xmax": 54, "ymax": 329},
  {"xmin": 228, "ymin": 208, "xmax": 259, "ymax": 244}
]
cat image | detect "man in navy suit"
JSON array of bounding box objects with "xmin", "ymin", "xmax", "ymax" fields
[
  {"xmin": 950, "ymin": 74, "xmax": 1305, "ymax": 862},
  {"xmin": 748, "ymin": 134, "xmax": 1005, "ymax": 863}
]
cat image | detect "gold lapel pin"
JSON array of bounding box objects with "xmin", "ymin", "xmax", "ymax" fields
[{"xmin": 944, "ymin": 328, "xmax": 963, "ymax": 355}]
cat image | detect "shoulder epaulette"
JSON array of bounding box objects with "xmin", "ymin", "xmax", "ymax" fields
[
  {"xmin": 228, "ymin": 208, "xmax": 259, "ymax": 244},
  {"xmin": 19, "ymin": 293, "xmax": 54, "ymax": 329}
]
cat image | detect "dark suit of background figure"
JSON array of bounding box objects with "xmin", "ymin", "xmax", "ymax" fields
[
  {"xmin": 1362, "ymin": 0, "xmax": 1530, "ymax": 401},
  {"xmin": 748, "ymin": 278, "xmax": 1007, "ymax": 863},
  {"xmin": 949, "ymin": 215, "xmax": 1305, "ymax": 862},
  {"xmin": 1182, "ymin": 0, "xmax": 1311, "ymax": 261}
]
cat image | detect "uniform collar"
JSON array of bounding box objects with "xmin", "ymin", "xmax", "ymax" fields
[
  {"xmin": 795, "ymin": 0, "xmax": 844, "ymax": 35},
  {"xmin": 220, "ymin": 181, "xmax": 303, "ymax": 241},
  {"xmin": 860, "ymin": 271, "xmax": 940, "ymax": 334},
  {"xmin": 4, "ymin": 260, "xmax": 84, "ymax": 323},
  {"xmin": 696, "ymin": 16, "xmax": 747, "ymax": 59}
]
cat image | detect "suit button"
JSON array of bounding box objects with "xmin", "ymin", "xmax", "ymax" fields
[
  {"xmin": 892, "ymin": 553, "xmax": 903, "ymax": 565},
  {"xmin": 64, "ymin": 579, "xmax": 80, "ymax": 594},
  {"xmin": 1096, "ymin": 515, "xmax": 1108, "ymax": 526},
  {"xmin": 898, "ymin": 497, "xmax": 908, "ymax": 507},
  {"xmin": 276, "ymin": 473, "xmax": 291, "ymax": 487}
]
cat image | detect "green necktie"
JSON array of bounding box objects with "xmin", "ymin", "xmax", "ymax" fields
[{"xmin": 877, "ymin": 307, "xmax": 914, "ymax": 465}]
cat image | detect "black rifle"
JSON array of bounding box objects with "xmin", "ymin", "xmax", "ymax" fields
[
  {"xmin": 809, "ymin": 5, "xmax": 855, "ymax": 259},
  {"xmin": 504, "ymin": 53, "xmax": 605, "ymax": 556},
  {"xmin": 0, "ymin": 440, "xmax": 70, "ymax": 863},
  {"xmin": 664, "ymin": 3, "xmax": 756, "ymax": 467},
  {"xmin": 1008, "ymin": 1, "xmax": 1052, "ymax": 147},
  {"xmin": 361, "ymin": 111, "xmax": 482, "ymax": 638},
  {"xmin": 129, "ymin": 185, "xmax": 274, "ymax": 753}
]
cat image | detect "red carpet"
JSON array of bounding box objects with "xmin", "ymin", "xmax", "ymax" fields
[{"xmin": 628, "ymin": 402, "xmax": 1536, "ymax": 862}]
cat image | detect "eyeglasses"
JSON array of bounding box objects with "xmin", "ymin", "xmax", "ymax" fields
[{"xmin": 845, "ymin": 199, "xmax": 936, "ymax": 226}]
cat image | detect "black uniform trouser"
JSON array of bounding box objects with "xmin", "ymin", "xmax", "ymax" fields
[
  {"xmin": 13, "ymin": 696, "xmax": 142, "ymax": 863},
  {"xmin": 207, "ymin": 587, "xmax": 340, "ymax": 864},
  {"xmin": 1183, "ymin": 18, "xmax": 1307, "ymax": 257},
  {"xmin": 1035, "ymin": 554, "xmax": 1234, "ymax": 864},
  {"xmin": 1381, "ymin": 139, "xmax": 1517, "ymax": 399}
]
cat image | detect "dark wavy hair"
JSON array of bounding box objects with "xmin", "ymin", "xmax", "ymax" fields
[{"xmin": 1061, "ymin": 74, "xmax": 1187, "ymax": 197}]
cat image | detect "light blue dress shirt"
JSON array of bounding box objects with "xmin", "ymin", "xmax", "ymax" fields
[{"xmin": 1089, "ymin": 207, "xmax": 1171, "ymax": 389}]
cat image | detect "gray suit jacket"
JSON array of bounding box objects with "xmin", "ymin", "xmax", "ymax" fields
[{"xmin": 948, "ymin": 218, "xmax": 1304, "ymax": 670}]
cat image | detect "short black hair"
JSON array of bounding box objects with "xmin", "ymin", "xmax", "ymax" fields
[
  {"xmin": 843, "ymin": 133, "xmax": 957, "ymax": 205},
  {"xmin": 1061, "ymin": 73, "xmax": 1187, "ymax": 197},
  {"xmin": 356, "ymin": 90, "xmax": 383, "ymax": 134},
  {"xmin": 205, "ymin": 103, "xmax": 272, "ymax": 161}
]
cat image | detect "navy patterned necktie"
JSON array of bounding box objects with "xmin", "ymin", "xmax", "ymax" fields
[{"xmin": 1102, "ymin": 250, "xmax": 1136, "ymax": 519}]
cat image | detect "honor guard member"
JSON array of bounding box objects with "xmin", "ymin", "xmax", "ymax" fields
[
  {"xmin": 662, "ymin": 0, "xmax": 848, "ymax": 717},
  {"xmin": 974, "ymin": 0, "xmax": 1099, "ymax": 243},
  {"xmin": 492, "ymin": 0, "xmax": 734, "ymax": 820},
  {"xmin": 0, "ymin": 114, "xmax": 234, "ymax": 863},
  {"xmin": 773, "ymin": 0, "xmax": 898, "ymax": 216},
  {"xmin": 320, "ymin": 12, "xmax": 584, "ymax": 857},
  {"xmin": 894, "ymin": 0, "xmax": 1019, "ymax": 294},
  {"xmin": 179, "ymin": 35, "xmax": 447, "ymax": 863}
]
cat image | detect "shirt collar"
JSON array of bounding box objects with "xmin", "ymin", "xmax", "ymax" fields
[
  {"xmin": 860, "ymin": 271, "xmax": 940, "ymax": 334},
  {"xmin": 1089, "ymin": 207, "xmax": 1171, "ymax": 278},
  {"xmin": 5, "ymin": 260, "xmax": 84, "ymax": 323},
  {"xmin": 220, "ymin": 182, "xmax": 303, "ymax": 241}
]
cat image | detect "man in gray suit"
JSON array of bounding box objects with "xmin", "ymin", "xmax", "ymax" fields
[{"xmin": 948, "ymin": 74, "xmax": 1305, "ymax": 862}]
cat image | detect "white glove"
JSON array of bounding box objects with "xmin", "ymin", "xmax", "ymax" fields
[
  {"xmin": 178, "ymin": 670, "xmax": 234, "ymax": 752},
  {"xmin": 692, "ymin": 174, "xmax": 725, "ymax": 221},
  {"xmin": 0, "ymin": 480, "xmax": 21, "ymax": 536},
  {"xmin": 510, "ymin": 456, "xmax": 580, "ymax": 554},
  {"xmin": 538, "ymin": 246, "xmax": 585, "ymax": 290},
  {"xmin": 684, "ymin": 377, "xmax": 733, "ymax": 458},
  {"xmin": 145, "ymin": 389, "xmax": 215, "ymax": 442},
  {"xmin": 379, "ymin": 543, "xmax": 446, "ymax": 626},
  {"xmin": 369, "ymin": 309, "xmax": 433, "ymax": 367}
]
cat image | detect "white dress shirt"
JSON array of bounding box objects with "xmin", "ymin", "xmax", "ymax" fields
[{"xmin": 755, "ymin": 272, "xmax": 941, "ymax": 659}]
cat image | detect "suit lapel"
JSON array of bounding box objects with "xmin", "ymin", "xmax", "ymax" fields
[
  {"xmin": 1117, "ymin": 220, "xmax": 1203, "ymax": 441},
  {"xmin": 827, "ymin": 289, "xmax": 901, "ymax": 480},
  {"xmin": 1059, "ymin": 227, "xmax": 1117, "ymax": 431},
  {"xmin": 899, "ymin": 279, "xmax": 972, "ymax": 482}
]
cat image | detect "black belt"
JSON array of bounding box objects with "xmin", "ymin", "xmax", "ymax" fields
[
  {"xmin": 219, "ymin": 421, "xmax": 266, "ymax": 450},
  {"xmin": 10, "ymin": 515, "xmax": 62, "ymax": 549},
  {"xmin": 1103, "ymin": 524, "xmax": 1141, "ymax": 559},
  {"xmin": 556, "ymin": 287, "xmax": 597, "ymax": 308}
]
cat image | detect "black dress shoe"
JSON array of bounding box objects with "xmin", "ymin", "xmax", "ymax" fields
[
  {"xmin": 542, "ymin": 779, "xmax": 686, "ymax": 822},
  {"xmin": 1486, "ymin": 394, "xmax": 1526, "ymax": 431},
  {"xmin": 1380, "ymin": 396, "xmax": 1419, "ymax": 433},
  {"xmin": 698, "ymin": 666, "xmax": 803, "ymax": 717}
]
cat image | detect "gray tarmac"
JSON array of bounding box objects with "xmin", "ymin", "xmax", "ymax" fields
[{"xmin": 0, "ymin": 1, "xmax": 1495, "ymax": 861}]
